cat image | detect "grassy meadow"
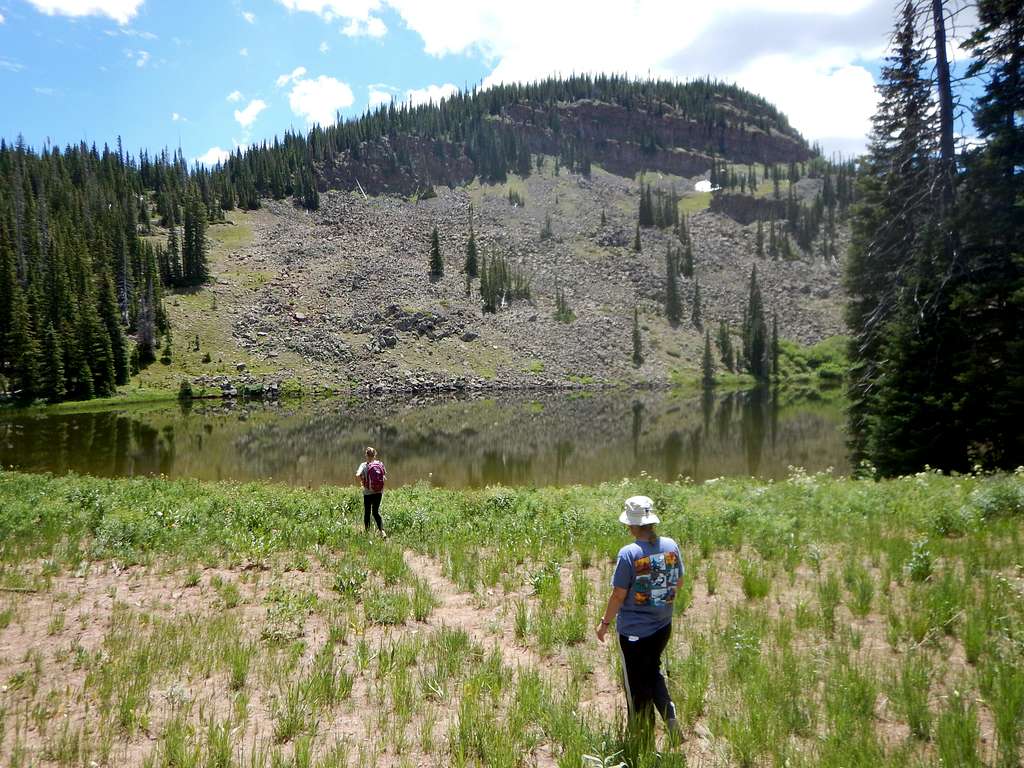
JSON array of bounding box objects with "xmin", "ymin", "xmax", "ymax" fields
[{"xmin": 0, "ymin": 469, "xmax": 1022, "ymax": 767}]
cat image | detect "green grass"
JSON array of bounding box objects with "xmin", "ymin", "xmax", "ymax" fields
[
  {"xmin": 678, "ymin": 191, "xmax": 712, "ymax": 215},
  {"xmin": 1, "ymin": 468, "xmax": 1023, "ymax": 767}
]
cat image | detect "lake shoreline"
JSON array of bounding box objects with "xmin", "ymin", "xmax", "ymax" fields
[{"xmin": 0, "ymin": 388, "xmax": 848, "ymax": 488}]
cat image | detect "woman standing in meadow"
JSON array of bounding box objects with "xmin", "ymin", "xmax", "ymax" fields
[
  {"xmin": 596, "ymin": 495, "xmax": 683, "ymax": 741},
  {"xmin": 356, "ymin": 446, "xmax": 387, "ymax": 537}
]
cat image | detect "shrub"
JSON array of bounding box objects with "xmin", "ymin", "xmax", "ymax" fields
[{"xmin": 906, "ymin": 540, "xmax": 933, "ymax": 583}]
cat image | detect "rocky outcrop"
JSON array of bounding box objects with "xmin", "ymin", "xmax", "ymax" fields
[
  {"xmin": 318, "ymin": 135, "xmax": 475, "ymax": 197},
  {"xmin": 316, "ymin": 100, "xmax": 812, "ymax": 197},
  {"xmin": 709, "ymin": 193, "xmax": 789, "ymax": 225},
  {"xmin": 509, "ymin": 101, "xmax": 809, "ymax": 167}
]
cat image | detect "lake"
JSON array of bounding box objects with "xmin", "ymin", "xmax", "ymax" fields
[{"xmin": 0, "ymin": 389, "xmax": 849, "ymax": 488}]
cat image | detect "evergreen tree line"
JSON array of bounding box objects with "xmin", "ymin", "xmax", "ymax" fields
[
  {"xmin": 197, "ymin": 74, "xmax": 805, "ymax": 213},
  {"xmin": 0, "ymin": 74, "xmax": 809, "ymax": 403},
  {"xmin": 0, "ymin": 139, "xmax": 183, "ymax": 402},
  {"xmin": 846, "ymin": 0, "xmax": 1023, "ymax": 474}
]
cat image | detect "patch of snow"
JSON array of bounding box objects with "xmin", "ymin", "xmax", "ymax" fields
[{"xmin": 694, "ymin": 179, "xmax": 719, "ymax": 193}]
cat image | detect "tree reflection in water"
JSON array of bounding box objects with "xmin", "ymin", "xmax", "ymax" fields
[{"xmin": 0, "ymin": 389, "xmax": 846, "ymax": 488}]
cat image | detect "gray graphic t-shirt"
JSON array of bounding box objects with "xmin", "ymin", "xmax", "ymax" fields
[{"xmin": 611, "ymin": 536, "xmax": 684, "ymax": 638}]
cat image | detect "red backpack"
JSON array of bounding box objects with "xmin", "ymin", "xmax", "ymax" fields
[{"xmin": 365, "ymin": 460, "xmax": 386, "ymax": 493}]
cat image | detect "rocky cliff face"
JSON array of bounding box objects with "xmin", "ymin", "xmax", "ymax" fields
[
  {"xmin": 317, "ymin": 99, "xmax": 812, "ymax": 197},
  {"xmin": 709, "ymin": 193, "xmax": 789, "ymax": 225}
]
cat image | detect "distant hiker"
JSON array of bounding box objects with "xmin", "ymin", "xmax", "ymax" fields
[
  {"xmin": 356, "ymin": 447, "xmax": 387, "ymax": 537},
  {"xmin": 597, "ymin": 495, "xmax": 684, "ymax": 742}
]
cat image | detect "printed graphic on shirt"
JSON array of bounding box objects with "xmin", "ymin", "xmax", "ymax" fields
[{"xmin": 632, "ymin": 551, "xmax": 681, "ymax": 607}]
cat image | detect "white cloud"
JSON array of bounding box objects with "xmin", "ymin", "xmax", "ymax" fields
[
  {"xmin": 275, "ymin": 0, "xmax": 381, "ymax": 21},
  {"xmin": 227, "ymin": 90, "xmax": 244, "ymax": 102},
  {"xmin": 319, "ymin": 41, "xmax": 329, "ymax": 53},
  {"xmin": 373, "ymin": 0, "xmax": 888, "ymax": 156},
  {"xmin": 288, "ymin": 74, "xmax": 354, "ymax": 125},
  {"xmin": 25, "ymin": 0, "xmax": 143, "ymax": 24},
  {"xmin": 239, "ymin": 47, "xmax": 248, "ymax": 56},
  {"xmin": 0, "ymin": 58, "xmax": 25, "ymax": 72},
  {"xmin": 195, "ymin": 146, "xmax": 230, "ymax": 167},
  {"xmin": 134, "ymin": 49, "xmax": 150, "ymax": 67},
  {"xmin": 171, "ymin": 111, "xmax": 186, "ymax": 122},
  {"xmin": 275, "ymin": 0, "xmax": 387, "ymax": 37},
  {"xmin": 111, "ymin": 26, "xmax": 156, "ymax": 39},
  {"xmin": 275, "ymin": 66, "xmax": 307, "ymax": 88},
  {"xmin": 341, "ymin": 15, "xmax": 386, "ymax": 37},
  {"xmin": 368, "ymin": 86, "xmax": 395, "ymax": 109},
  {"xmin": 0, "ymin": 12, "xmax": 6, "ymax": 23},
  {"xmin": 234, "ymin": 98, "xmax": 268, "ymax": 127},
  {"xmin": 242, "ymin": 10, "xmax": 255, "ymax": 23},
  {"xmin": 404, "ymin": 82, "xmax": 458, "ymax": 107},
  {"xmin": 732, "ymin": 53, "xmax": 877, "ymax": 156},
  {"xmin": 34, "ymin": 86, "xmax": 56, "ymax": 96}
]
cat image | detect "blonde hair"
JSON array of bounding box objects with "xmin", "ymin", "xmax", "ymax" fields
[{"xmin": 365, "ymin": 446, "xmax": 377, "ymax": 459}]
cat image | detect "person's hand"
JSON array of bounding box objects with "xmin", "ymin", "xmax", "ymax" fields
[{"xmin": 596, "ymin": 620, "xmax": 608, "ymax": 643}]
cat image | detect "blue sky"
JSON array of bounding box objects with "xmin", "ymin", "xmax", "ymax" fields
[{"xmin": 0, "ymin": 1, "xmax": 981, "ymax": 166}]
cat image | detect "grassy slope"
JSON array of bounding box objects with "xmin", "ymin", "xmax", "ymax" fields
[{"xmin": 1, "ymin": 470, "xmax": 1022, "ymax": 766}]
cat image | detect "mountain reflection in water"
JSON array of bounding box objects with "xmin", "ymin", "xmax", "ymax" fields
[{"xmin": 1, "ymin": 389, "xmax": 848, "ymax": 488}]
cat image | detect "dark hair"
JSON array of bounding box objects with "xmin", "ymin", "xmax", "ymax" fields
[{"xmin": 365, "ymin": 446, "xmax": 376, "ymax": 458}]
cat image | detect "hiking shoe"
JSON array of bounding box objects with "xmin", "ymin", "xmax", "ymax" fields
[{"xmin": 380, "ymin": 530, "xmax": 388, "ymax": 539}]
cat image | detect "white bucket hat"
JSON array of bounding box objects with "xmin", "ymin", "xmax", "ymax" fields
[{"xmin": 619, "ymin": 495, "xmax": 660, "ymax": 526}]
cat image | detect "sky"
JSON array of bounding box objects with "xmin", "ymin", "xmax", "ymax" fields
[{"xmin": 0, "ymin": 0, "xmax": 982, "ymax": 167}]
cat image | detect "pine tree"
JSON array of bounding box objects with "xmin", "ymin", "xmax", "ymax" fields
[
  {"xmin": 664, "ymin": 244, "xmax": 682, "ymax": 325},
  {"xmin": 464, "ymin": 228, "xmax": 478, "ymax": 278},
  {"xmin": 479, "ymin": 254, "xmax": 494, "ymax": 313},
  {"xmin": 952, "ymin": 0, "xmax": 1024, "ymax": 469},
  {"xmin": 554, "ymin": 283, "xmax": 574, "ymax": 323},
  {"xmin": 716, "ymin": 320, "xmax": 735, "ymax": 373},
  {"xmin": 631, "ymin": 307, "xmax": 643, "ymax": 367},
  {"xmin": 5, "ymin": 283, "xmax": 41, "ymax": 401},
  {"xmin": 160, "ymin": 326, "xmax": 173, "ymax": 365},
  {"xmin": 600, "ymin": 208, "xmax": 606, "ymax": 227},
  {"xmin": 846, "ymin": 1, "xmax": 941, "ymax": 471},
  {"xmin": 691, "ymin": 280, "xmax": 703, "ymax": 330},
  {"xmin": 0, "ymin": 220, "xmax": 16, "ymax": 365},
  {"xmin": 680, "ymin": 239, "xmax": 694, "ymax": 278},
  {"xmin": 429, "ymin": 226, "xmax": 444, "ymax": 278},
  {"xmin": 540, "ymin": 213, "xmax": 553, "ymax": 240},
  {"xmin": 98, "ymin": 274, "xmax": 129, "ymax": 385},
  {"xmin": 771, "ymin": 313, "xmax": 780, "ymax": 379},
  {"xmin": 633, "ymin": 223, "xmax": 641, "ymax": 252},
  {"xmin": 756, "ymin": 219, "xmax": 764, "ymax": 258},
  {"xmin": 464, "ymin": 204, "xmax": 479, "ymax": 279},
  {"xmin": 638, "ymin": 183, "xmax": 655, "ymax": 227},
  {"xmin": 182, "ymin": 188, "xmax": 209, "ymax": 285},
  {"xmin": 166, "ymin": 219, "xmax": 182, "ymax": 287},
  {"xmin": 702, "ymin": 329, "xmax": 715, "ymax": 388},
  {"xmin": 40, "ymin": 322, "xmax": 66, "ymax": 403},
  {"xmin": 678, "ymin": 215, "xmax": 694, "ymax": 277},
  {"xmin": 742, "ymin": 265, "xmax": 769, "ymax": 379}
]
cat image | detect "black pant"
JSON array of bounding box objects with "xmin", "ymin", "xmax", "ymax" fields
[
  {"xmin": 619, "ymin": 624, "xmax": 676, "ymax": 724},
  {"xmin": 363, "ymin": 493, "xmax": 383, "ymax": 531}
]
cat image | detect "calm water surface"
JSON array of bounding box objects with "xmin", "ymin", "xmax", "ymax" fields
[{"xmin": 1, "ymin": 390, "xmax": 849, "ymax": 488}]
